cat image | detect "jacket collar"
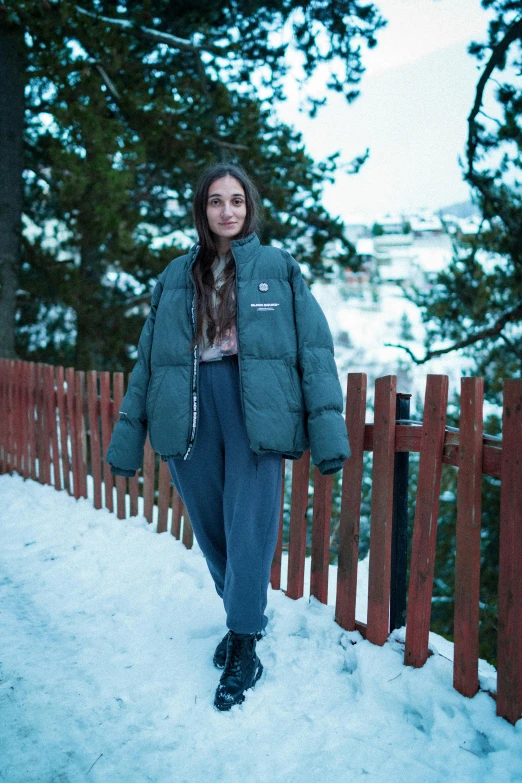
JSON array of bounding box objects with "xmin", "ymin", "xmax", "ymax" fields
[
  {"xmin": 188, "ymin": 232, "xmax": 260, "ymax": 271},
  {"xmin": 230, "ymin": 232, "xmax": 260, "ymax": 265}
]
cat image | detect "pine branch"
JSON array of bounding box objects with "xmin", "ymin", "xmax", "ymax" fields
[
  {"xmin": 386, "ymin": 298, "xmax": 522, "ymax": 365},
  {"xmin": 75, "ymin": 6, "xmax": 225, "ymax": 55}
]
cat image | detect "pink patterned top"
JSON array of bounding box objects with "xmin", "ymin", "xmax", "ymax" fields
[{"xmin": 199, "ymin": 254, "xmax": 238, "ymax": 362}]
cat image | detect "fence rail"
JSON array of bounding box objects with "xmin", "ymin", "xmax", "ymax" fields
[{"xmin": 0, "ymin": 358, "xmax": 520, "ymax": 724}]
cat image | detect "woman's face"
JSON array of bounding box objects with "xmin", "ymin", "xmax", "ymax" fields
[{"xmin": 206, "ymin": 176, "xmax": 247, "ymax": 245}]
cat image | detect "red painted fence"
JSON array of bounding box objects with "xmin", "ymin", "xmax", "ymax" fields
[{"xmin": 0, "ymin": 359, "xmax": 521, "ymax": 725}]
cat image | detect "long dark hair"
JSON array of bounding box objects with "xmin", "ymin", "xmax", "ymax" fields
[{"xmin": 191, "ymin": 164, "xmax": 262, "ymax": 350}]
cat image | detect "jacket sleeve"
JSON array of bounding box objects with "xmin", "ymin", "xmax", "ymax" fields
[
  {"xmin": 287, "ymin": 254, "xmax": 350, "ymax": 475},
  {"xmin": 105, "ymin": 271, "xmax": 167, "ymax": 476}
]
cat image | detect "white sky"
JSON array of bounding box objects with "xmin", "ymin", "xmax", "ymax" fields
[
  {"xmin": 277, "ymin": 0, "xmax": 494, "ymax": 220},
  {"xmin": 358, "ymin": 0, "xmax": 490, "ymax": 76}
]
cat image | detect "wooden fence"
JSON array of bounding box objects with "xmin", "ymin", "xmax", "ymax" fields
[{"xmin": 0, "ymin": 359, "xmax": 521, "ymax": 725}]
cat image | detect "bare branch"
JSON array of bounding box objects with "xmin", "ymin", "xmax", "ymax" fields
[
  {"xmin": 467, "ymin": 16, "xmax": 522, "ymax": 176},
  {"xmin": 501, "ymin": 333, "xmax": 522, "ymax": 361},
  {"xmin": 95, "ymin": 64, "xmax": 121, "ymax": 100},
  {"xmin": 209, "ymin": 136, "xmax": 249, "ymax": 151},
  {"xmin": 75, "ymin": 6, "xmax": 225, "ymax": 55},
  {"xmin": 386, "ymin": 298, "xmax": 522, "ymax": 365},
  {"xmin": 123, "ymin": 292, "xmax": 154, "ymax": 313}
]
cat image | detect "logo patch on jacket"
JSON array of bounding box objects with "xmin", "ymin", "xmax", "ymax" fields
[
  {"xmin": 251, "ymin": 302, "xmax": 280, "ymax": 311},
  {"xmin": 258, "ymin": 282, "xmax": 269, "ymax": 292}
]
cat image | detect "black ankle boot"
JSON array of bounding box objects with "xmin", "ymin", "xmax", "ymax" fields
[
  {"xmin": 214, "ymin": 631, "xmax": 263, "ymax": 710},
  {"xmin": 213, "ymin": 630, "xmax": 263, "ymax": 669}
]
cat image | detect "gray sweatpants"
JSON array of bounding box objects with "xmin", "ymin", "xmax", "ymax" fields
[{"xmin": 167, "ymin": 355, "xmax": 282, "ymax": 634}]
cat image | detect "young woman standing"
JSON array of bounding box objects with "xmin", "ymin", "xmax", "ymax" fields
[{"xmin": 106, "ymin": 164, "xmax": 350, "ymax": 711}]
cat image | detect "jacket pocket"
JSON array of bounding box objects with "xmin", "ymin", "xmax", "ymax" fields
[
  {"xmin": 146, "ymin": 367, "xmax": 167, "ymax": 421},
  {"xmin": 271, "ymin": 360, "xmax": 302, "ymax": 413},
  {"xmin": 285, "ymin": 364, "xmax": 303, "ymax": 410}
]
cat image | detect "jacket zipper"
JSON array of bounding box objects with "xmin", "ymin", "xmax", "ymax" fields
[
  {"xmin": 231, "ymin": 247, "xmax": 246, "ymax": 421},
  {"xmin": 183, "ymin": 247, "xmax": 200, "ymax": 460}
]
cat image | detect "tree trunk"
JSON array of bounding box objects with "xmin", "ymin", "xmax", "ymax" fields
[
  {"xmin": 74, "ymin": 244, "xmax": 104, "ymax": 370},
  {"xmin": 0, "ymin": 22, "xmax": 25, "ymax": 358}
]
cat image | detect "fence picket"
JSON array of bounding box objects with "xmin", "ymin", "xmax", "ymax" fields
[
  {"xmin": 157, "ymin": 459, "xmax": 171, "ymax": 533},
  {"xmin": 28, "ymin": 363, "xmax": 37, "ymax": 481},
  {"xmin": 454, "ymin": 377, "xmax": 483, "ymax": 698},
  {"xmin": 13, "ymin": 360, "xmax": 21, "ymax": 473},
  {"xmin": 181, "ymin": 507, "xmax": 193, "ymax": 549},
  {"xmin": 171, "ymin": 486, "xmax": 183, "ymax": 539},
  {"xmin": 75, "ymin": 371, "xmax": 88, "ymax": 499},
  {"xmin": 20, "ymin": 361, "xmax": 29, "ymax": 479},
  {"xmin": 99, "ymin": 372, "xmax": 114, "ymax": 512},
  {"xmin": 112, "ymin": 372, "xmax": 126, "ymax": 519},
  {"xmin": 87, "ymin": 371, "xmax": 102, "ymax": 510},
  {"xmin": 45, "ymin": 364, "xmax": 61, "ymax": 491},
  {"xmin": 127, "ymin": 373, "xmax": 139, "ymax": 517},
  {"xmin": 55, "ymin": 367, "xmax": 70, "ymax": 494},
  {"xmin": 496, "ymin": 379, "xmax": 522, "ymax": 725},
  {"xmin": 286, "ymin": 450, "xmax": 311, "ymax": 600},
  {"xmin": 65, "ymin": 368, "xmax": 80, "ymax": 498},
  {"xmin": 143, "ymin": 437, "xmax": 155, "ymax": 524},
  {"xmin": 0, "ymin": 360, "xmax": 5, "ymax": 473},
  {"xmin": 367, "ymin": 375, "xmax": 397, "ymax": 646},
  {"xmin": 336, "ymin": 373, "xmax": 367, "ymax": 630},
  {"xmin": 405, "ymin": 375, "xmax": 449, "ymax": 668},
  {"xmin": 38, "ymin": 363, "xmax": 49, "ymax": 485},
  {"xmin": 270, "ymin": 460, "xmax": 286, "ymax": 590},
  {"xmin": 310, "ymin": 469, "xmax": 332, "ymax": 604},
  {"xmin": 7, "ymin": 361, "xmax": 15, "ymax": 475}
]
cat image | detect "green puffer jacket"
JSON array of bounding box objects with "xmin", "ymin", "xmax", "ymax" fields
[{"xmin": 106, "ymin": 232, "xmax": 350, "ymax": 476}]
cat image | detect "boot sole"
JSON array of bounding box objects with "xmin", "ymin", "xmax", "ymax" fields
[{"xmin": 213, "ymin": 661, "xmax": 264, "ymax": 712}]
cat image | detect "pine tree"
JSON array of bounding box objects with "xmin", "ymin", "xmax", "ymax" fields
[{"xmin": 0, "ymin": 0, "xmax": 386, "ymax": 369}]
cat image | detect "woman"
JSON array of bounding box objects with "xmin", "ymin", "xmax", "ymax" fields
[{"xmin": 106, "ymin": 163, "xmax": 350, "ymax": 711}]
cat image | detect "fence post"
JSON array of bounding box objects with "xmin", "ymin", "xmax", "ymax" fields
[
  {"xmin": 390, "ymin": 392, "xmax": 411, "ymax": 631},
  {"xmin": 497, "ymin": 378, "xmax": 522, "ymax": 725}
]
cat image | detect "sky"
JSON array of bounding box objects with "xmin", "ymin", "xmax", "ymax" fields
[{"xmin": 278, "ymin": 0, "xmax": 494, "ymax": 221}]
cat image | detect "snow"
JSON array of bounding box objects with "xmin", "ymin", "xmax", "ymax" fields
[{"xmin": 1, "ymin": 474, "xmax": 520, "ymax": 783}]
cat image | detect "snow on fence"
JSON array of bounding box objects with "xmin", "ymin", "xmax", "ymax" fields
[{"xmin": 0, "ymin": 359, "xmax": 521, "ymax": 725}]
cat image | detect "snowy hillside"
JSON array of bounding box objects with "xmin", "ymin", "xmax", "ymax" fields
[{"xmin": 1, "ymin": 475, "xmax": 520, "ymax": 783}]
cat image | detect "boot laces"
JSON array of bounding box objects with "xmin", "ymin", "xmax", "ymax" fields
[{"xmin": 225, "ymin": 634, "xmax": 253, "ymax": 676}]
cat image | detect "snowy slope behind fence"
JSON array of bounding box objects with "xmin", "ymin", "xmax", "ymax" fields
[{"xmin": 0, "ymin": 359, "xmax": 520, "ymax": 725}]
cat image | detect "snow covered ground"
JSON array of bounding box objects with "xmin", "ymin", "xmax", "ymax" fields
[{"xmin": 1, "ymin": 474, "xmax": 521, "ymax": 783}]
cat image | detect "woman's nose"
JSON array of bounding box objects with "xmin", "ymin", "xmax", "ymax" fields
[{"xmin": 221, "ymin": 201, "xmax": 233, "ymax": 216}]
